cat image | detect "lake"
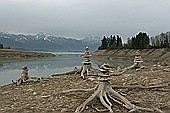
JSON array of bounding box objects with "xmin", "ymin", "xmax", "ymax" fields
[
  {"xmin": 0, "ymin": 52, "xmax": 156, "ymax": 86},
  {"xmin": 0, "ymin": 53, "xmax": 99, "ymax": 86}
]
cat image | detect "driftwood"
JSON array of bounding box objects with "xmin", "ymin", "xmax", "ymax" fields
[
  {"xmin": 50, "ymin": 69, "xmax": 81, "ymax": 77},
  {"xmin": 112, "ymin": 84, "xmax": 168, "ymax": 89},
  {"xmin": 74, "ymin": 78, "xmax": 163, "ymax": 113},
  {"xmin": 12, "ymin": 65, "xmax": 41, "ymax": 86},
  {"xmin": 126, "ymin": 63, "xmax": 138, "ymax": 69},
  {"xmin": 12, "ymin": 77, "xmax": 40, "ymax": 86},
  {"xmin": 58, "ymin": 63, "xmax": 164, "ymax": 113}
]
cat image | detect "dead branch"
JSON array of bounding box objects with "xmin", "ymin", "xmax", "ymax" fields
[
  {"xmin": 50, "ymin": 69, "xmax": 81, "ymax": 77},
  {"xmin": 56, "ymin": 84, "xmax": 99, "ymax": 95},
  {"xmin": 112, "ymin": 84, "xmax": 168, "ymax": 89},
  {"xmin": 57, "ymin": 88, "xmax": 95, "ymax": 94},
  {"xmin": 91, "ymin": 104, "xmax": 109, "ymax": 112},
  {"xmin": 109, "ymin": 69, "xmax": 127, "ymax": 76}
]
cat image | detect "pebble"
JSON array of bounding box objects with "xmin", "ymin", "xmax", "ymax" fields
[
  {"xmin": 153, "ymin": 64, "xmax": 157, "ymax": 67},
  {"xmin": 61, "ymin": 108, "xmax": 68, "ymax": 112},
  {"xmin": 163, "ymin": 68, "xmax": 170, "ymax": 72},
  {"xmin": 33, "ymin": 92, "xmax": 37, "ymax": 95},
  {"xmin": 41, "ymin": 95, "xmax": 51, "ymax": 98},
  {"xmin": 136, "ymin": 68, "xmax": 140, "ymax": 71}
]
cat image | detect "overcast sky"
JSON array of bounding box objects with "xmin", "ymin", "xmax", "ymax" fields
[{"xmin": 0, "ymin": 0, "xmax": 170, "ymax": 41}]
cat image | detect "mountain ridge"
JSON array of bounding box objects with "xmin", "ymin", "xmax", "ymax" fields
[{"xmin": 0, "ymin": 32, "xmax": 101, "ymax": 52}]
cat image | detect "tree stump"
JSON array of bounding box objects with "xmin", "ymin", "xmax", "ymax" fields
[{"xmin": 74, "ymin": 63, "xmax": 163, "ymax": 112}]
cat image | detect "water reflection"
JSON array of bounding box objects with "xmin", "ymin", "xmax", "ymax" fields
[
  {"xmin": 0, "ymin": 55, "xmax": 82, "ymax": 85},
  {"xmin": 0, "ymin": 54, "xmax": 156, "ymax": 86},
  {"xmin": 0, "ymin": 54, "xmax": 98, "ymax": 86},
  {"xmin": 0, "ymin": 64, "xmax": 3, "ymax": 68}
]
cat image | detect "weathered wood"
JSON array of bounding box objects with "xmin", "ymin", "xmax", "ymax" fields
[
  {"xmin": 50, "ymin": 69, "xmax": 81, "ymax": 77},
  {"xmin": 112, "ymin": 84, "xmax": 168, "ymax": 89},
  {"xmin": 74, "ymin": 78, "xmax": 163, "ymax": 113},
  {"xmin": 74, "ymin": 63, "xmax": 164, "ymax": 113}
]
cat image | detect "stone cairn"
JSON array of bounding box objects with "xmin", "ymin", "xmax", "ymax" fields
[
  {"xmin": 75, "ymin": 63, "xmax": 159, "ymax": 113},
  {"xmin": 133, "ymin": 50, "xmax": 143, "ymax": 68},
  {"xmin": 20, "ymin": 65, "xmax": 30, "ymax": 82},
  {"xmin": 127, "ymin": 50, "xmax": 144, "ymax": 69},
  {"xmin": 12, "ymin": 65, "xmax": 30, "ymax": 85},
  {"xmin": 81, "ymin": 47, "xmax": 92, "ymax": 79}
]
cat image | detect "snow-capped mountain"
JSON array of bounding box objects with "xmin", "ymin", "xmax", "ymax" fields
[{"xmin": 0, "ymin": 32, "xmax": 101, "ymax": 51}]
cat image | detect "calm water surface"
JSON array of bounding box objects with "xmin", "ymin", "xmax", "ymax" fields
[
  {"xmin": 0, "ymin": 53, "xmax": 97, "ymax": 86},
  {"xmin": 0, "ymin": 53, "xmax": 156, "ymax": 86}
]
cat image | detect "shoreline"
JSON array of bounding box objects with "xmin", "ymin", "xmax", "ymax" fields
[
  {"xmin": 0, "ymin": 49, "xmax": 56, "ymax": 64},
  {"xmin": 0, "ymin": 65, "xmax": 169, "ymax": 112},
  {"xmin": 92, "ymin": 48, "xmax": 170, "ymax": 64}
]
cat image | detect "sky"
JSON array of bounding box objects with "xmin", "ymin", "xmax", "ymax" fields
[{"xmin": 0, "ymin": 0, "xmax": 170, "ymax": 41}]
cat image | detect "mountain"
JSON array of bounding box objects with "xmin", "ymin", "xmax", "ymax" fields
[
  {"xmin": 82, "ymin": 35, "xmax": 101, "ymax": 50},
  {"xmin": 0, "ymin": 32, "xmax": 101, "ymax": 52}
]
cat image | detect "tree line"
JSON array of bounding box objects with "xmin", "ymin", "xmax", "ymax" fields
[
  {"xmin": 98, "ymin": 31, "xmax": 170, "ymax": 50},
  {"xmin": 150, "ymin": 32, "xmax": 170, "ymax": 48},
  {"xmin": 98, "ymin": 35, "xmax": 123, "ymax": 50}
]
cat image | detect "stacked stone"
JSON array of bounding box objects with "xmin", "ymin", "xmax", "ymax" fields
[
  {"xmin": 133, "ymin": 50, "xmax": 143, "ymax": 68},
  {"xmin": 81, "ymin": 47, "xmax": 92, "ymax": 79},
  {"xmin": 99, "ymin": 63, "xmax": 111, "ymax": 81},
  {"xmin": 21, "ymin": 65, "xmax": 30, "ymax": 82},
  {"xmin": 134, "ymin": 50, "xmax": 143, "ymax": 63}
]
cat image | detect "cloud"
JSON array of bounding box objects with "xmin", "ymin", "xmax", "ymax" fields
[{"xmin": 0, "ymin": 0, "xmax": 170, "ymax": 39}]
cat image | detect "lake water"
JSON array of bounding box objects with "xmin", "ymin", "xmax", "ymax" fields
[
  {"xmin": 0, "ymin": 53, "xmax": 156, "ymax": 86},
  {"xmin": 0, "ymin": 53, "xmax": 94, "ymax": 86}
]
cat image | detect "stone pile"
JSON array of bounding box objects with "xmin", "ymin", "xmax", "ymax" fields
[{"xmin": 81, "ymin": 47, "xmax": 92, "ymax": 79}]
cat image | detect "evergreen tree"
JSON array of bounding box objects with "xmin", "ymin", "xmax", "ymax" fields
[
  {"xmin": 131, "ymin": 37, "xmax": 136, "ymax": 48},
  {"xmin": 116, "ymin": 35, "xmax": 123, "ymax": 48},
  {"xmin": 98, "ymin": 36, "xmax": 107, "ymax": 50},
  {"xmin": 108, "ymin": 35, "xmax": 117, "ymax": 49},
  {"xmin": 142, "ymin": 32, "xmax": 150, "ymax": 48},
  {"xmin": 132, "ymin": 32, "xmax": 150, "ymax": 49},
  {"xmin": 98, "ymin": 34, "xmax": 123, "ymax": 50}
]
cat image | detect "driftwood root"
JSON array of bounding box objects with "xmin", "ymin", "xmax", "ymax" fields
[{"xmin": 74, "ymin": 81, "xmax": 163, "ymax": 113}]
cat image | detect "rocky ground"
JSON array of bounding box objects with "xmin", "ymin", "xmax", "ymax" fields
[{"xmin": 0, "ymin": 63, "xmax": 169, "ymax": 113}]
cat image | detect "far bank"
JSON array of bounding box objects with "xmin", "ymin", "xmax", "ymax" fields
[
  {"xmin": 92, "ymin": 48, "xmax": 170, "ymax": 64},
  {"xmin": 0, "ymin": 49, "xmax": 55, "ymax": 64}
]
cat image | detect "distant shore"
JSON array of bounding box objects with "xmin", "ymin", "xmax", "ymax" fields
[
  {"xmin": 92, "ymin": 48, "xmax": 170, "ymax": 64},
  {"xmin": 0, "ymin": 49, "xmax": 56, "ymax": 64}
]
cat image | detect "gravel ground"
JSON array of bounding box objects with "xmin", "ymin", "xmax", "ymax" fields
[{"xmin": 0, "ymin": 64, "xmax": 169, "ymax": 113}]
